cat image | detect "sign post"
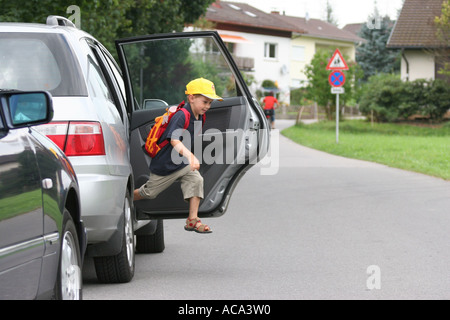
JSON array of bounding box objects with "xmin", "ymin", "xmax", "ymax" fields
[{"xmin": 326, "ymin": 49, "xmax": 348, "ymax": 143}]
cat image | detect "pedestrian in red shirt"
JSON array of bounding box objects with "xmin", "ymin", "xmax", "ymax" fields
[{"xmin": 262, "ymin": 92, "xmax": 279, "ymax": 129}]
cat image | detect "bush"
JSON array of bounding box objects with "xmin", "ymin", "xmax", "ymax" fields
[
  {"xmin": 359, "ymin": 74, "xmax": 450, "ymax": 123},
  {"xmin": 424, "ymin": 79, "xmax": 450, "ymax": 121},
  {"xmin": 402, "ymin": 78, "xmax": 450, "ymax": 122},
  {"xmin": 400, "ymin": 79, "xmax": 427, "ymax": 119},
  {"xmin": 359, "ymin": 73, "xmax": 406, "ymax": 122},
  {"xmin": 290, "ymin": 87, "xmax": 313, "ymax": 106}
]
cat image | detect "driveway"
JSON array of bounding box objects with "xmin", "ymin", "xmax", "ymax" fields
[{"xmin": 83, "ymin": 119, "xmax": 450, "ymax": 299}]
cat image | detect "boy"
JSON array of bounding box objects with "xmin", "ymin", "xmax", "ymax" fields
[
  {"xmin": 133, "ymin": 78, "xmax": 222, "ymax": 233},
  {"xmin": 262, "ymin": 92, "xmax": 279, "ymax": 129}
]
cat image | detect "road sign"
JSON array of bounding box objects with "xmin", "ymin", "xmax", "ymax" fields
[
  {"xmin": 331, "ymin": 87, "xmax": 345, "ymax": 94},
  {"xmin": 329, "ymin": 70, "xmax": 346, "ymax": 87},
  {"xmin": 326, "ymin": 50, "xmax": 348, "ymax": 145},
  {"xmin": 326, "ymin": 49, "xmax": 349, "ymax": 70}
]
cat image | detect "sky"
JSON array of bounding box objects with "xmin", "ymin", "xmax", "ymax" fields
[{"xmin": 222, "ymin": 0, "xmax": 405, "ymax": 28}]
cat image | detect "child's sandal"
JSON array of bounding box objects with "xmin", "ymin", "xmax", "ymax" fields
[{"xmin": 184, "ymin": 218, "xmax": 212, "ymax": 234}]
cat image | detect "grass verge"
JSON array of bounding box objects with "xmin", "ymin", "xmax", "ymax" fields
[{"xmin": 281, "ymin": 120, "xmax": 450, "ymax": 180}]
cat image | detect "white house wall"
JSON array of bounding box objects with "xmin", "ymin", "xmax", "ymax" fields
[
  {"xmin": 216, "ymin": 29, "xmax": 292, "ymax": 105},
  {"xmin": 290, "ymin": 36, "xmax": 357, "ymax": 88},
  {"xmin": 401, "ymin": 50, "xmax": 435, "ymax": 81}
]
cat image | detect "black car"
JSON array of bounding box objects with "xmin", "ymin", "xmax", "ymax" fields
[{"xmin": 0, "ymin": 90, "xmax": 86, "ymax": 300}]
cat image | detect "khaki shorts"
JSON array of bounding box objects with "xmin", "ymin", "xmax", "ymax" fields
[{"xmin": 138, "ymin": 165, "xmax": 204, "ymax": 201}]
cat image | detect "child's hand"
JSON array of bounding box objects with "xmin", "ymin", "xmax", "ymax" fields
[
  {"xmin": 190, "ymin": 154, "xmax": 200, "ymax": 171},
  {"xmin": 171, "ymin": 140, "xmax": 200, "ymax": 170}
]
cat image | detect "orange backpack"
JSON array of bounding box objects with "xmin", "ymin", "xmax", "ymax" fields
[{"xmin": 144, "ymin": 101, "xmax": 205, "ymax": 158}]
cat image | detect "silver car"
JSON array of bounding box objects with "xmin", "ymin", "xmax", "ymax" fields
[
  {"xmin": 0, "ymin": 16, "xmax": 270, "ymax": 284},
  {"xmin": 0, "ymin": 20, "xmax": 136, "ymax": 283}
]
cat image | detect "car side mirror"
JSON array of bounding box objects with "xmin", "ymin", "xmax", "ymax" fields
[
  {"xmin": 1, "ymin": 91, "xmax": 53, "ymax": 129},
  {"xmin": 143, "ymin": 99, "xmax": 168, "ymax": 110}
]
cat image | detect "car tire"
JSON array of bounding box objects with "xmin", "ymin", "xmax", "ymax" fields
[
  {"xmin": 136, "ymin": 219, "xmax": 165, "ymax": 254},
  {"xmin": 94, "ymin": 190, "xmax": 135, "ymax": 283},
  {"xmin": 55, "ymin": 210, "xmax": 83, "ymax": 300}
]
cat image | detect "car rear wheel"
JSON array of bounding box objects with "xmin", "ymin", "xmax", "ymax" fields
[
  {"xmin": 94, "ymin": 190, "xmax": 135, "ymax": 283},
  {"xmin": 56, "ymin": 210, "xmax": 83, "ymax": 300}
]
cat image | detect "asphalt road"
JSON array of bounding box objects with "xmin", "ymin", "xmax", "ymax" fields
[{"xmin": 83, "ymin": 120, "xmax": 450, "ymax": 300}]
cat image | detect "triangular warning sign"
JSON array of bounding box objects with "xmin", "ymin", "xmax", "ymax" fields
[{"xmin": 326, "ymin": 49, "xmax": 349, "ymax": 70}]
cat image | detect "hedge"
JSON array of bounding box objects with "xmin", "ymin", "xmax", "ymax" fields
[{"xmin": 358, "ymin": 73, "xmax": 450, "ymax": 122}]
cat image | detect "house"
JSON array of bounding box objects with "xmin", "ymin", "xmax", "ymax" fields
[
  {"xmin": 343, "ymin": 23, "xmax": 365, "ymax": 36},
  {"xmin": 203, "ymin": 1, "xmax": 295, "ymax": 104},
  {"xmin": 387, "ymin": 0, "xmax": 448, "ymax": 81},
  {"xmin": 200, "ymin": 1, "xmax": 361, "ymax": 105},
  {"xmin": 273, "ymin": 14, "xmax": 362, "ymax": 88}
]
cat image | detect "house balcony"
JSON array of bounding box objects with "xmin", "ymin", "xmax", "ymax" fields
[
  {"xmin": 232, "ymin": 55, "xmax": 254, "ymax": 71},
  {"xmin": 194, "ymin": 53, "xmax": 254, "ymax": 71}
]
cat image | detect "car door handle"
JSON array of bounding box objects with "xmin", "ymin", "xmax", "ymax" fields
[
  {"xmin": 42, "ymin": 178, "xmax": 53, "ymax": 190},
  {"xmin": 249, "ymin": 117, "xmax": 260, "ymax": 131}
]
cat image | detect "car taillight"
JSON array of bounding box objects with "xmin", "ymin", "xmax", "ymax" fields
[
  {"xmin": 36, "ymin": 122, "xmax": 68, "ymax": 151},
  {"xmin": 37, "ymin": 121, "xmax": 105, "ymax": 156},
  {"xmin": 65, "ymin": 122, "xmax": 105, "ymax": 156}
]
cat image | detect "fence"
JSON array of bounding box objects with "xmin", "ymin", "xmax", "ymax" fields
[{"xmin": 275, "ymin": 104, "xmax": 362, "ymax": 121}]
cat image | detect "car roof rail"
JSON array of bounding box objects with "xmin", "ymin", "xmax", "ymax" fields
[{"xmin": 46, "ymin": 15, "xmax": 76, "ymax": 28}]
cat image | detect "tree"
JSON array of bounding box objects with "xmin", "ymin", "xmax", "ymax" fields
[
  {"xmin": 356, "ymin": 9, "xmax": 401, "ymax": 81},
  {"xmin": 0, "ymin": 0, "xmax": 215, "ymax": 54},
  {"xmin": 325, "ymin": 0, "xmax": 338, "ymax": 26},
  {"xmin": 434, "ymin": 0, "xmax": 450, "ymax": 77},
  {"xmin": 0, "ymin": 0, "xmax": 134, "ymax": 54},
  {"xmin": 304, "ymin": 49, "xmax": 360, "ymax": 120}
]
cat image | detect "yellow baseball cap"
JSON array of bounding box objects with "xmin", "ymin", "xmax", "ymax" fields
[{"xmin": 185, "ymin": 78, "xmax": 223, "ymax": 101}]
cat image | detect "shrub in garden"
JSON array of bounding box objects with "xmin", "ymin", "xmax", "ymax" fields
[
  {"xmin": 400, "ymin": 79, "xmax": 427, "ymax": 119},
  {"xmin": 359, "ymin": 75, "xmax": 450, "ymax": 123},
  {"xmin": 359, "ymin": 73, "xmax": 406, "ymax": 122},
  {"xmin": 423, "ymin": 79, "xmax": 450, "ymax": 121}
]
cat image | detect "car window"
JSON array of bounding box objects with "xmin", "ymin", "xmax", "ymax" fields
[
  {"xmin": 102, "ymin": 48, "xmax": 127, "ymax": 104},
  {"xmin": 121, "ymin": 35, "xmax": 238, "ymax": 110},
  {"xmin": 0, "ymin": 109, "xmax": 4, "ymax": 131},
  {"xmin": 0, "ymin": 32, "xmax": 87, "ymax": 97},
  {"xmin": 86, "ymin": 56, "xmax": 115, "ymax": 104}
]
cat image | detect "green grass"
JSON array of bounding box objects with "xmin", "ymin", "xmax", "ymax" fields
[
  {"xmin": 282, "ymin": 120, "xmax": 450, "ymax": 180},
  {"xmin": 0, "ymin": 189, "xmax": 42, "ymax": 220}
]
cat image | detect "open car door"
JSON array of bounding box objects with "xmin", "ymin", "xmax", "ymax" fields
[{"xmin": 116, "ymin": 31, "xmax": 269, "ymax": 220}]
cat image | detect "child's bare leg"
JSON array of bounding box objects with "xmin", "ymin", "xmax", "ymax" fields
[
  {"xmin": 186, "ymin": 196, "xmax": 211, "ymax": 232},
  {"xmin": 188, "ymin": 196, "xmax": 201, "ymax": 220},
  {"xmin": 133, "ymin": 189, "xmax": 142, "ymax": 201}
]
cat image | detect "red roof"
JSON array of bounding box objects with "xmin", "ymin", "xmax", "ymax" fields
[
  {"xmin": 205, "ymin": 1, "xmax": 362, "ymax": 42},
  {"xmin": 205, "ymin": 1, "xmax": 297, "ymax": 34}
]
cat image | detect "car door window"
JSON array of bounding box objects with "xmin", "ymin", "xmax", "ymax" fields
[{"xmin": 120, "ymin": 35, "xmax": 239, "ymax": 110}]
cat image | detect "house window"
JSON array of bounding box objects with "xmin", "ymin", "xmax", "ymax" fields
[
  {"xmin": 205, "ymin": 38, "xmax": 220, "ymax": 55},
  {"xmin": 226, "ymin": 42, "xmax": 235, "ymax": 54},
  {"xmin": 264, "ymin": 43, "xmax": 277, "ymax": 59},
  {"xmin": 292, "ymin": 46, "xmax": 305, "ymax": 61}
]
